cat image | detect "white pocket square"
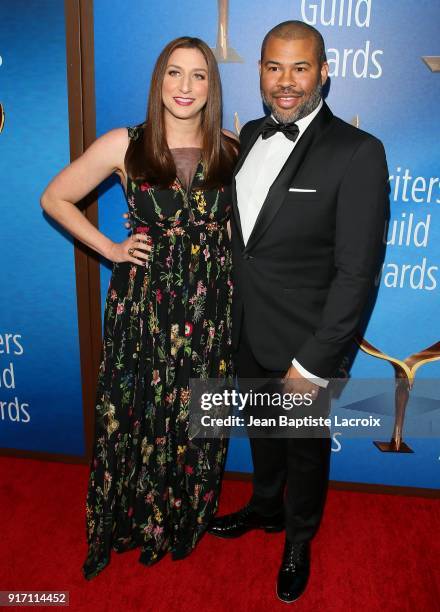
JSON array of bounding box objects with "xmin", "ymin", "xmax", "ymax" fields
[{"xmin": 289, "ymin": 187, "xmax": 317, "ymax": 193}]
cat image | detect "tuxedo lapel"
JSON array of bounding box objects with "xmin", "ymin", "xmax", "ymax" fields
[
  {"xmin": 231, "ymin": 178, "xmax": 244, "ymax": 249},
  {"xmin": 243, "ymin": 103, "xmax": 334, "ymax": 254},
  {"xmin": 231, "ymin": 119, "xmax": 266, "ymax": 249}
]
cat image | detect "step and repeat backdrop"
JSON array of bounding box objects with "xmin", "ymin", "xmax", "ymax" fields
[
  {"xmin": 1, "ymin": 1, "xmax": 438, "ymax": 486},
  {"xmin": 0, "ymin": 0, "xmax": 84, "ymax": 456},
  {"xmin": 94, "ymin": 0, "xmax": 440, "ymax": 488}
]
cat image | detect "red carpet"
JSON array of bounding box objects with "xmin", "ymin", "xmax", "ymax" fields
[{"xmin": 1, "ymin": 457, "xmax": 439, "ymax": 612}]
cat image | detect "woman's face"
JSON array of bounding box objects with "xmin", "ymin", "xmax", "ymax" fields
[{"xmin": 162, "ymin": 47, "xmax": 209, "ymax": 123}]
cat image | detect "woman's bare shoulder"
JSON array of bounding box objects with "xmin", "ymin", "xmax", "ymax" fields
[
  {"xmin": 101, "ymin": 127, "xmax": 130, "ymax": 152},
  {"xmin": 86, "ymin": 128, "xmax": 129, "ymax": 160},
  {"xmin": 92, "ymin": 128, "xmax": 130, "ymax": 174}
]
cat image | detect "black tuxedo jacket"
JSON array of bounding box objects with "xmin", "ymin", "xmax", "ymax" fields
[{"xmin": 231, "ymin": 102, "xmax": 389, "ymax": 378}]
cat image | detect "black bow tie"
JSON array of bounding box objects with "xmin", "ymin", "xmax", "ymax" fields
[{"xmin": 260, "ymin": 116, "xmax": 300, "ymax": 142}]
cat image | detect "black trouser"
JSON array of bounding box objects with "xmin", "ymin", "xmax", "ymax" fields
[{"xmin": 235, "ymin": 320, "xmax": 331, "ymax": 543}]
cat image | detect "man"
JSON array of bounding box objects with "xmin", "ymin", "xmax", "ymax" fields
[{"xmin": 208, "ymin": 21, "xmax": 389, "ymax": 603}]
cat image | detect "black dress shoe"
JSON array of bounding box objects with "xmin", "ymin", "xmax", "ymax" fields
[
  {"xmin": 208, "ymin": 504, "xmax": 284, "ymax": 538},
  {"xmin": 276, "ymin": 539, "xmax": 310, "ymax": 603}
]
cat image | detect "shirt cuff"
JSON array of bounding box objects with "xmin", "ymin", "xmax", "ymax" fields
[{"xmin": 292, "ymin": 358, "xmax": 329, "ymax": 388}]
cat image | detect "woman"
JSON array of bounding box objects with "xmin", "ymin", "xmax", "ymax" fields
[{"xmin": 41, "ymin": 36, "xmax": 238, "ymax": 579}]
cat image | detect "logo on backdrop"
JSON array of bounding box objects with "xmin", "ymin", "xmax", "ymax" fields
[
  {"xmin": 357, "ymin": 338, "xmax": 440, "ymax": 453},
  {"xmin": 212, "ymin": 0, "xmax": 387, "ymax": 77},
  {"xmin": 0, "ymin": 332, "xmax": 30, "ymax": 424},
  {"xmin": 212, "ymin": 0, "xmax": 243, "ymax": 63},
  {"xmin": 299, "ymin": 0, "xmax": 384, "ymax": 78},
  {"xmin": 422, "ymin": 56, "xmax": 440, "ymax": 72},
  {"xmin": 376, "ymin": 188, "xmax": 438, "ymax": 292}
]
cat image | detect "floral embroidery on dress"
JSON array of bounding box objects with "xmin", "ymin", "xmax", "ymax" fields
[{"xmin": 83, "ymin": 126, "xmax": 233, "ymax": 579}]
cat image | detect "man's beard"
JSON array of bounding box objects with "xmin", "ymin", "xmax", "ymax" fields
[{"xmin": 261, "ymin": 81, "xmax": 322, "ymax": 124}]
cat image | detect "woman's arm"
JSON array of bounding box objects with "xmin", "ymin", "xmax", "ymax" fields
[{"xmin": 40, "ymin": 128, "xmax": 150, "ymax": 265}]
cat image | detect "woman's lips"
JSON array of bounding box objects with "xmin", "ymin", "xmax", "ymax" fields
[{"xmin": 173, "ymin": 97, "xmax": 195, "ymax": 106}]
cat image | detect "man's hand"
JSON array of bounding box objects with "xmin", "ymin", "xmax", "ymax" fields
[{"xmin": 283, "ymin": 365, "xmax": 319, "ymax": 400}]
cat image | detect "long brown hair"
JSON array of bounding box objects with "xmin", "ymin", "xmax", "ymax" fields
[{"xmin": 125, "ymin": 36, "xmax": 238, "ymax": 188}]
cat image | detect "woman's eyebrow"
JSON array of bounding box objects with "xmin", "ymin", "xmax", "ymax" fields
[{"xmin": 167, "ymin": 64, "xmax": 208, "ymax": 71}]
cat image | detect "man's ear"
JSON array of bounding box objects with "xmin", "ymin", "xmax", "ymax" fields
[
  {"xmin": 258, "ymin": 59, "xmax": 262, "ymax": 77},
  {"xmin": 321, "ymin": 62, "xmax": 329, "ymax": 86}
]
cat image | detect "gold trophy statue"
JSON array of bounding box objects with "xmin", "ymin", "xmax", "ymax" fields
[
  {"xmin": 357, "ymin": 337, "xmax": 440, "ymax": 452},
  {"xmin": 422, "ymin": 56, "xmax": 440, "ymax": 72},
  {"xmin": 234, "ymin": 111, "xmax": 241, "ymax": 135},
  {"xmin": 212, "ymin": 0, "xmax": 243, "ymax": 63},
  {"xmin": 0, "ymin": 103, "xmax": 5, "ymax": 133}
]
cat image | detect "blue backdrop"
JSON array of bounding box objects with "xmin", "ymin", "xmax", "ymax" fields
[
  {"xmin": 93, "ymin": 0, "xmax": 440, "ymax": 488},
  {"xmin": 2, "ymin": 1, "xmax": 438, "ymax": 484},
  {"xmin": 0, "ymin": 0, "xmax": 84, "ymax": 455}
]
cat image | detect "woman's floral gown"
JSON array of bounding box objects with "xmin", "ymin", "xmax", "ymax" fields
[{"xmin": 83, "ymin": 126, "xmax": 233, "ymax": 579}]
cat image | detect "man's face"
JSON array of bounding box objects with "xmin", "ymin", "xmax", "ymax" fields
[{"xmin": 259, "ymin": 36, "xmax": 328, "ymax": 124}]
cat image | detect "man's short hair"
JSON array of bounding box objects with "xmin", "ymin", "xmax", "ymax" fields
[{"xmin": 261, "ymin": 20, "xmax": 327, "ymax": 65}]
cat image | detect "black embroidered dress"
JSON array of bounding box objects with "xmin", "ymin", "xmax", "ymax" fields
[{"xmin": 83, "ymin": 126, "xmax": 233, "ymax": 579}]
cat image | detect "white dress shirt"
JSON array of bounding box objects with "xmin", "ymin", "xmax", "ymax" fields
[{"xmin": 236, "ymin": 99, "xmax": 328, "ymax": 388}]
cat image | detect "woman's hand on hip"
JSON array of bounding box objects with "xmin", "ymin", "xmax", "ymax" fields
[{"xmin": 107, "ymin": 233, "xmax": 152, "ymax": 266}]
